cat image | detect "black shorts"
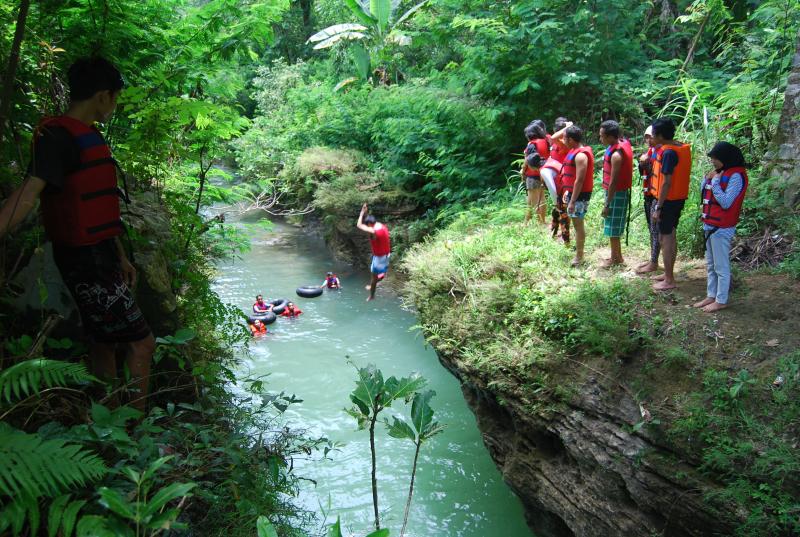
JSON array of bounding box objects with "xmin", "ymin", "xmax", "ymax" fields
[
  {"xmin": 657, "ymin": 199, "xmax": 685, "ymax": 235},
  {"xmin": 53, "ymin": 239, "xmax": 152, "ymax": 344}
]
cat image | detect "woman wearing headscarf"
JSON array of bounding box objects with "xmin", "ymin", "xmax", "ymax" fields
[{"xmin": 692, "ymin": 142, "xmax": 748, "ymax": 313}]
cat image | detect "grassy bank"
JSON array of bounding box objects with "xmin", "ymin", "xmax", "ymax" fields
[{"xmin": 403, "ymin": 197, "xmax": 800, "ymax": 537}]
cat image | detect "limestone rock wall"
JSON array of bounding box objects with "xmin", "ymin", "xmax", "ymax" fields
[{"xmin": 770, "ymin": 33, "xmax": 800, "ymax": 208}]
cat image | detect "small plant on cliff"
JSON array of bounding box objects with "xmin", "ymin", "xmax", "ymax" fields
[
  {"xmin": 385, "ymin": 389, "xmax": 445, "ymax": 536},
  {"xmin": 346, "ymin": 364, "xmax": 426, "ymax": 531}
]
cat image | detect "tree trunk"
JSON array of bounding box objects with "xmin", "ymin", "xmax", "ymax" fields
[
  {"xmin": 400, "ymin": 441, "xmax": 421, "ymax": 537},
  {"xmin": 0, "ymin": 0, "xmax": 32, "ymax": 141},
  {"xmin": 369, "ymin": 413, "xmax": 380, "ymax": 530},
  {"xmin": 767, "ymin": 32, "xmax": 800, "ymax": 208}
]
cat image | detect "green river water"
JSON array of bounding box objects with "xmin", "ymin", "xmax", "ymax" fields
[{"xmin": 213, "ymin": 218, "xmax": 532, "ymax": 537}]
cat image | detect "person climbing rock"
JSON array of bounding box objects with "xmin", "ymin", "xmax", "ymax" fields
[
  {"xmin": 598, "ymin": 120, "xmax": 633, "ymax": 267},
  {"xmin": 692, "ymin": 142, "xmax": 748, "ymax": 313},
  {"xmin": 356, "ymin": 203, "xmax": 391, "ymax": 301},
  {"xmin": 649, "ymin": 118, "xmax": 692, "ymax": 291},
  {"xmin": 0, "ymin": 57, "xmax": 154, "ymax": 411}
]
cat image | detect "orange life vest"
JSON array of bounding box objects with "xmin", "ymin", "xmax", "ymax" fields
[
  {"xmin": 651, "ymin": 143, "xmax": 692, "ymax": 201},
  {"xmin": 524, "ymin": 138, "xmax": 550, "ymax": 177}
]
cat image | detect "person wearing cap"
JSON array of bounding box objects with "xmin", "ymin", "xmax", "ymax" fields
[
  {"xmin": 635, "ymin": 125, "xmax": 661, "ymax": 274},
  {"xmin": 692, "ymin": 142, "xmax": 748, "ymax": 312},
  {"xmin": 0, "ymin": 56, "xmax": 154, "ymax": 411}
]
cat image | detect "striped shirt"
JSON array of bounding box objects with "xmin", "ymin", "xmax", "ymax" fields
[{"xmin": 702, "ymin": 172, "xmax": 743, "ymax": 232}]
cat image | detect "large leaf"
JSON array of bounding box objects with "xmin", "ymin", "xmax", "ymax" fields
[
  {"xmin": 370, "ymin": 0, "xmax": 391, "ymax": 34},
  {"xmin": 256, "ymin": 516, "xmax": 279, "ymax": 537},
  {"xmin": 393, "ymin": 0, "xmax": 429, "ymax": 27},
  {"xmin": 0, "ymin": 423, "xmax": 107, "ymax": 499},
  {"xmin": 75, "ymin": 516, "xmax": 119, "ymax": 537},
  {"xmin": 97, "ymin": 487, "xmax": 136, "ymax": 520},
  {"xmin": 141, "ymin": 482, "xmax": 196, "ymax": 519},
  {"xmin": 0, "ymin": 359, "xmax": 97, "ymax": 403},
  {"xmin": 313, "ymin": 32, "xmax": 368, "ymax": 50},
  {"xmin": 386, "ymin": 416, "xmax": 416, "ymax": 441},
  {"xmin": 327, "ymin": 517, "xmax": 343, "ymax": 537},
  {"xmin": 343, "ymin": 0, "xmax": 378, "ymax": 27},
  {"xmin": 411, "ymin": 389, "xmax": 436, "ymax": 433},
  {"xmin": 351, "ymin": 364, "xmax": 385, "ymax": 411},
  {"xmin": 352, "ymin": 43, "xmax": 371, "ymax": 80},
  {"xmin": 364, "ymin": 530, "xmax": 390, "ymax": 537},
  {"xmin": 383, "ymin": 373, "xmax": 426, "ymax": 405},
  {"xmin": 307, "ymin": 23, "xmax": 368, "ymax": 43}
]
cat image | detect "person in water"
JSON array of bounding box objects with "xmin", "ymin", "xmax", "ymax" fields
[
  {"xmin": 356, "ymin": 203, "xmax": 391, "ymax": 301},
  {"xmin": 249, "ymin": 318, "xmax": 267, "ymax": 336},
  {"xmin": 253, "ymin": 294, "xmax": 272, "ymax": 314},
  {"xmin": 280, "ymin": 302, "xmax": 303, "ymax": 317},
  {"xmin": 321, "ymin": 272, "xmax": 341, "ymax": 289}
]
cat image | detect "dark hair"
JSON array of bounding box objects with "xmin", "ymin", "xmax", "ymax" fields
[
  {"xmin": 364, "ymin": 215, "xmax": 376, "ymax": 226},
  {"xmin": 651, "ymin": 118, "xmax": 676, "ymax": 140},
  {"xmin": 67, "ymin": 57, "xmax": 124, "ymax": 101},
  {"xmin": 707, "ymin": 141, "xmax": 747, "ymax": 170},
  {"xmin": 565, "ymin": 125, "xmax": 583, "ymax": 143},
  {"xmin": 554, "ymin": 116, "xmax": 568, "ymax": 131},
  {"xmin": 256, "ymin": 295, "xmax": 263, "ymax": 300},
  {"xmin": 599, "ymin": 120, "xmax": 620, "ymax": 138},
  {"xmin": 524, "ymin": 120, "xmax": 546, "ymax": 140}
]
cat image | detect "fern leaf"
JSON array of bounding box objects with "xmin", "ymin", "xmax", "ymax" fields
[
  {"xmin": 0, "ymin": 424, "xmax": 107, "ymax": 499},
  {"xmin": 0, "ymin": 359, "xmax": 96, "ymax": 404}
]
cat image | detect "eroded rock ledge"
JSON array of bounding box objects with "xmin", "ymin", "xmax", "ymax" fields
[{"xmin": 436, "ymin": 353, "xmax": 737, "ymax": 537}]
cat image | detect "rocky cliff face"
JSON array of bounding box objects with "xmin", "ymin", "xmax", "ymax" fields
[
  {"xmin": 436, "ymin": 354, "xmax": 737, "ymax": 537},
  {"xmin": 769, "ymin": 33, "xmax": 800, "ymax": 208}
]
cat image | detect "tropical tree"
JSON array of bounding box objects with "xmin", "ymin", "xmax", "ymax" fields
[
  {"xmin": 385, "ymin": 390, "xmax": 444, "ymax": 537},
  {"xmin": 307, "ymin": 0, "xmax": 428, "ymax": 84},
  {"xmin": 346, "ymin": 364, "xmax": 426, "ymax": 531}
]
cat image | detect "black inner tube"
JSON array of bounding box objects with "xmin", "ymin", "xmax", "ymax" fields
[
  {"xmin": 269, "ymin": 298, "xmax": 288, "ymax": 314},
  {"xmin": 296, "ymin": 286, "xmax": 323, "ymax": 298},
  {"xmin": 250, "ymin": 311, "xmax": 277, "ymax": 325}
]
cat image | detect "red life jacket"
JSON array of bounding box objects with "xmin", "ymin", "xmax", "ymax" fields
[
  {"xmin": 524, "ymin": 138, "xmax": 550, "ymax": 177},
  {"xmin": 326, "ymin": 276, "xmax": 339, "ymax": 288},
  {"xmin": 641, "ymin": 146, "xmax": 657, "ymax": 194},
  {"xmin": 37, "ymin": 116, "xmax": 123, "ymax": 247},
  {"xmin": 560, "ymin": 146, "xmax": 595, "ymax": 194},
  {"xmin": 701, "ymin": 167, "xmax": 748, "ymax": 228},
  {"xmin": 370, "ymin": 225, "xmax": 391, "ymax": 256},
  {"xmin": 253, "ymin": 301, "xmax": 269, "ymax": 312},
  {"xmin": 602, "ymin": 139, "xmax": 633, "ymax": 191},
  {"xmin": 281, "ymin": 307, "xmax": 302, "ymax": 317},
  {"xmin": 549, "ymin": 139, "xmax": 569, "ymax": 164}
]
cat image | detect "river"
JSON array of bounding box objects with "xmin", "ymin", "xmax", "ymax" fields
[{"xmin": 212, "ymin": 216, "xmax": 532, "ymax": 537}]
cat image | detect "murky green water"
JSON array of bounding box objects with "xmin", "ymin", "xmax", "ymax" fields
[{"xmin": 213, "ymin": 218, "xmax": 532, "ymax": 537}]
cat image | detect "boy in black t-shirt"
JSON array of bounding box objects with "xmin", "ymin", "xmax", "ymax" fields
[{"xmin": 0, "ymin": 57, "xmax": 154, "ymax": 411}]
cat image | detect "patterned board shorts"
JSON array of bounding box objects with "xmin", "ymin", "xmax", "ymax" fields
[
  {"xmin": 53, "ymin": 240, "xmax": 152, "ymax": 343},
  {"xmin": 371, "ymin": 254, "xmax": 390, "ymax": 275},
  {"xmin": 603, "ymin": 189, "xmax": 630, "ymax": 238},
  {"xmin": 565, "ymin": 191, "xmax": 591, "ymax": 219}
]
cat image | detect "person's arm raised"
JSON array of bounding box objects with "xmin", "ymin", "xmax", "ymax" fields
[{"xmin": 356, "ymin": 203, "xmax": 375, "ymax": 234}]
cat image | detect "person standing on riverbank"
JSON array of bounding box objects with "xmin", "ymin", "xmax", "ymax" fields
[
  {"xmin": 693, "ymin": 142, "xmax": 748, "ymax": 313},
  {"xmin": 0, "ymin": 57, "xmax": 154, "ymax": 411},
  {"xmin": 650, "ymin": 118, "xmax": 692, "ymax": 291},
  {"xmin": 356, "ymin": 203, "xmax": 391, "ymax": 301},
  {"xmin": 598, "ymin": 120, "xmax": 633, "ymax": 267},
  {"xmin": 561, "ymin": 125, "xmax": 594, "ymax": 267},
  {"xmin": 635, "ymin": 126, "xmax": 661, "ymax": 275}
]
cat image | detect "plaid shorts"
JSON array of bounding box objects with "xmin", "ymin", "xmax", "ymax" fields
[{"xmin": 603, "ymin": 189, "xmax": 630, "ymax": 237}]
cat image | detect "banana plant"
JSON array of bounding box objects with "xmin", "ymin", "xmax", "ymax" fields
[
  {"xmin": 307, "ymin": 0, "xmax": 429, "ymax": 83},
  {"xmin": 385, "ymin": 390, "xmax": 444, "ymax": 537},
  {"xmin": 346, "ymin": 364, "xmax": 426, "ymax": 531}
]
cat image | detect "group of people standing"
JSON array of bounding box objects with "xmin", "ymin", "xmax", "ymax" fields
[{"xmin": 521, "ymin": 116, "xmax": 748, "ymax": 312}]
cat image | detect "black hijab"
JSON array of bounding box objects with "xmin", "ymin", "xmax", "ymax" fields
[{"xmin": 707, "ymin": 141, "xmax": 746, "ymax": 171}]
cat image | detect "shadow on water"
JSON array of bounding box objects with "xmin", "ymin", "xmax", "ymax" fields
[{"xmin": 213, "ymin": 217, "xmax": 533, "ymax": 537}]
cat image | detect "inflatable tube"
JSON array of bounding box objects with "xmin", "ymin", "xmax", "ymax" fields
[
  {"xmin": 250, "ymin": 311, "xmax": 277, "ymax": 325},
  {"xmin": 269, "ymin": 298, "xmax": 288, "ymax": 315},
  {"xmin": 296, "ymin": 286, "xmax": 323, "ymax": 298}
]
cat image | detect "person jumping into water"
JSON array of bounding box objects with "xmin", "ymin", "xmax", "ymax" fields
[{"xmin": 356, "ymin": 203, "xmax": 391, "ymax": 301}]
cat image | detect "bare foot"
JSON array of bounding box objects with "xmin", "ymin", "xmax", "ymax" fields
[
  {"xmin": 599, "ymin": 258, "xmax": 624, "ymax": 268},
  {"xmin": 635, "ymin": 262, "xmax": 659, "ymax": 274},
  {"xmin": 366, "ymin": 295, "xmax": 374, "ymax": 302},
  {"xmin": 653, "ymin": 280, "xmax": 677, "ymax": 291},
  {"xmin": 650, "ymin": 272, "xmax": 665, "ymax": 281},
  {"xmin": 692, "ymin": 297, "xmax": 715, "ymax": 308},
  {"xmin": 570, "ymin": 257, "xmax": 584, "ymax": 268},
  {"xmin": 702, "ymin": 301, "xmax": 728, "ymax": 313}
]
